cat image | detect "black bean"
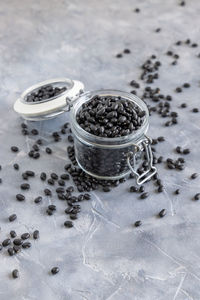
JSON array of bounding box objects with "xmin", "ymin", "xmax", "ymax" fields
[
  {"xmin": 191, "ymin": 173, "xmax": 198, "ymax": 179},
  {"xmin": 22, "ymin": 173, "xmax": 28, "ymax": 180},
  {"xmin": 84, "ymin": 193, "xmax": 91, "ymax": 200},
  {"xmin": 134, "ymin": 8, "xmax": 140, "ymax": 13},
  {"xmin": 0, "ymin": 244, "xmax": 2, "ymax": 251},
  {"xmin": 157, "ymin": 186, "xmax": 164, "ymax": 193},
  {"xmin": 175, "ymin": 146, "xmax": 182, "ymax": 154},
  {"xmin": 13, "ymin": 163, "xmax": 19, "ymax": 170},
  {"xmin": 158, "ymin": 209, "xmax": 167, "ymax": 218},
  {"xmin": 139, "ymin": 192, "xmax": 149, "ymax": 199},
  {"xmin": 116, "ymin": 53, "xmax": 123, "ymax": 58},
  {"xmin": 13, "ymin": 245, "xmax": 21, "ymax": 253},
  {"xmin": 180, "ymin": 103, "xmax": 187, "ymax": 108},
  {"xmin": 36, "ymin": 139, "xmax": 43, "ymax": 145},
  {"xmin": 9, "ymin": 214, "xmax": 17, "ymax": 222},
  {"xmin": 60, "ymin": 174, "xmax": 70, "ymax": 180},
  {"xmin": 183, "ymin": 83, "xmax": 190, "ymax": 88},
  {"xmin": 8, "ymin": 247, "xmax": 15, "ymax": 256},
  {"xmin": 2, "ymin": 239, "xmax": 11, "ymax": 247},
  {"xmin": 157, "ymin": 136, "xmax": 165, "ymax": 142},
  {"xmin": 20, "ymin": 183, "xmax": 30, "ymax": 190},
  {"xmin": 22, "ymin": 242, "xmax": 31, "ymax": 249},
  {"xmin": 21, "ymin": 233, "xmax": 30, "ymax": 240},
  {"xmin": 130, "ymin": 186, "xmax": 138, "ymax": 192},
  {"xmin": 31, "ymin": 129, "xmax": 39, "ymax": 135},
  {"xmin": 33, "ymin": 152, "xmax": 40, "ymax": 159},
  {"xmin": 58, "ymin": 179, "xmax": 65, "ymax": 186},
  {"xmin": 21, "ymin": 123, "xmax": 27, "ymax": 129},
  {"xmin": 51, "ymin": 267, "xmax": 59, "ymax": 275},
  {"xmin": 32, "ymin": 144, "xmax": 39, "ymax": 151},
  {"xmin": 10, "ymin": 230, "xmax": 17, "ymax": 238},
  {"xmin": 44, "ymin": 189, "xmax": 52, "ymax": 196},
  {"xmin": 194, "ymin": 193, "xmax": 200, "ymax": 201},
  {"xmin": 11, "ymin": 146, "xmax": 19, "ymax": 152},
  {"xmin": 192, "ymin": 108, "xmax": 199, "ymax": 113},
  {"xmin": 68, "ymin": 135, "xmax": 74, "ymax": 143},
  {"xmin": 183, "ymin": 148, "xmax": 190, "ymax": 154},
  {"xmin": 12, "ymin": 269, "xmax": 19, "ymax": 279},
  {"xmin": 46, "ymin": 147, "xmax": 52, "ymax": 154},
  {"xmin": 13, "ymin": 239, "xmax": 22, "ymax": 246},
  {"xmin": 48, "ymin": 205, "xmax": 56, "ymax": 211},
  {"xmin": 70, "ymin": 213, "xmax": 78, "ymax": 220},
  {"xmin": 124, "ymin": 48, "xmax": 131, "ymax": 54},
  {"xmin": 139, "ymin": 186, "xmax": 145, "ymax": 193},
  {"xmin": 50, "ymin": 173, "xmax": 58, "ymax": 180},
  {"xmin": 64, "ymin": 220, "xmax": 73, "ymax": 228},
  {"xmin": 33, "ymin": 230, "xmax": 40, "ymax": 239},
  {"xmin": 66, "ymin": 186, "xmax": 74, "ymax": 193},
  {"xmin": 40, "ymin": 172, "xmax": 47, "ymax": 181},
  {"xmin": 26, "ymin": 170, "xmax": 35, "ymax": 177},
  {"xmin": 175, "ymin": 189, "xmax": 180, "ymax": 195},
  {"xmin": 65, "ymin": 207, "xmax": 74, "ymax": 214},
  {"xmin": 46, "ymin": 209, "xmax": 53, "ymax": 215},
  {"xmin": 134, "ymin": 220, "xmax": 142, "ymax": 227},
  {"xmin": 34, "ymin": 196, "xmax": 42, "ymax": 204},
  {"xmin": 48, "ymin": 178, "xmax": 55, "ymax": 185},
  {"xmin": 16, "ymin": 194, "xmax": 25, "ymax": 201}
]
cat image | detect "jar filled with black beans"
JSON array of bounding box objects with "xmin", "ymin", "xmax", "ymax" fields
[{"xmin": 71, "ymin": 90, "xmax": 156, "ymax": 184}]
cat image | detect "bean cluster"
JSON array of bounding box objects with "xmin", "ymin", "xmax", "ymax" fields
[
  {"xmin": 76, "ymin": 96, "xmax": 146, "ymax": 138},
  {"xmin": 26, "ymin": 84, "xmax": 67, "ymax": 103}
]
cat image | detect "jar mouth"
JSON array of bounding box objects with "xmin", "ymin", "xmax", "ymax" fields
[
  {"xmin": 71, "ymin": 89, "xmax": 149, "ymax": 146},
  {"xmin": 20, "ymin": 78, "xmax": 74, "ymax": 105}
]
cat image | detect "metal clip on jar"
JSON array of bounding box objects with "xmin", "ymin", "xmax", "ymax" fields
[{"xmin": 14, "ymin": 78, "xmax": 157, "ymax": 185}]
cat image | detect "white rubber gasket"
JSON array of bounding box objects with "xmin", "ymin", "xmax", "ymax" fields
[{"xmin": 13, "ymin": 78, "xmax": 84, "ymax": 118}]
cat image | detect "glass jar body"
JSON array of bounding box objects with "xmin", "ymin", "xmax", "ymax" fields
[{"xmin": 70, "ymin": 90, "xmax": 149, "ymax": 180}]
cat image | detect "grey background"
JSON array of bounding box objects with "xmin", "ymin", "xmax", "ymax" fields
[{"xmin": 0, "ymin": 0, "xmax": 200, "ymax": 299}]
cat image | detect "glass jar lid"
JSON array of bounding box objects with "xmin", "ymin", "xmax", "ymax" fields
[{"xmin": 14, "ymin": 78, "xmax": 84, "ymax": 121}]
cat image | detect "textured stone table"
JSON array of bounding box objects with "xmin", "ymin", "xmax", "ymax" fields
[{"xmin": 0, "ymin": 0, "xmax": 200, "ymax": 299}]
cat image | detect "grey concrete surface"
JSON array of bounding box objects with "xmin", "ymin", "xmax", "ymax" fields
[{"xmin": 0, "ymin": 0, "xmax": 200, "ymax": 299}]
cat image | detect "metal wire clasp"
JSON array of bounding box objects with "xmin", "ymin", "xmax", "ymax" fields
[{"xmin": 127, "ymin": 135, "xmax": 157, "ymax": 185}]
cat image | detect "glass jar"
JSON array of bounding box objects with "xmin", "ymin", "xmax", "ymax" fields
[{"xmin": 14, "ymin": 78, "xmax": 156, "ymax": 185}]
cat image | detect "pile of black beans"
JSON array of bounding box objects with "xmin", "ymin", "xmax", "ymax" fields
[
  {"xmin": 26, "ymin": 84, "xmax": 67, "ymax": 103},
  {"xmin": 0, "ymin": 229, "xmax": 39, "ymax": 257},
  {"xmin": 76, "ymin": 95, "xmax": 146, "ymax": 137}
]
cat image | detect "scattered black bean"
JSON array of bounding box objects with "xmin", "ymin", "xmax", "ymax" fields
[
  {"xmin": 31, "ymin": 129, "xmax": 39, "ymax": 135},
  {"xmin": 2, "ymin": 239, "xmax": 11, "ymax": 247},
  {"xmin": 51, "ymin": 267, "xmax": 59, "ymax": 275},
  {"xmin": 13, "ymin": 163, "xmax": 19, "ymax": 170},
  {"xmin": 26, "ymin": 170, "xmax": 35, "ymax": 177},
  {"xmin": 33, "ymin": 230, "xmax": 40, "ymax": 240},
  {"xmin": 8, "ymin": 214, "xmax": 17, "ymax": 222},
  {"xmin": 40, "ymin": 172, "xmax": 47, "ymax": 181},
  {"xmin": 12, "ymin": 269, "xmax": 19, "ymax": 279},
  {"xmin": 64, "ymin": 220, "xmax": 73, "ymax": 228},
  {"xmin": 20, "ymin": 183, "xmax": 30, "ymax": 190},
  {"xmin": 46, "ymin": 147, "xmax": 52, "ymax": 154},
  {"xmin": 194, "ymin": 193, "xmax": 200, "ymax": 201},
  {"xmin": 175, "ymin": 189, "xmax": 180, "ymax": 195},
  {"xmin": 13, "ymin": 239, "xmax": 22, "ymax": 246},
  {"xmin": 8, "ymin": 247, "xmax": 15, "ymax": 256},
  {"xmin": 130, "ymin": 186, "xmax": 138, "ymax": 192},
  {"xmin": 191, "ymin": 173, "xmax": 198, "ymax": 179},
  {"xmin": 10, "ymin": 230, "xmax": 17, "ymax": 238},
  {"xmin": 11, "ymin": 146, "xmax": 19, "ymax": 152},
  {"xmin": 158, "ymin": 209, "xmax": 167, "ymax": 218},
  {"xmin": 22, "ymin": 242, "xmax": 31, "ymax": 249},
  {"xmin": 140, "ymin": 192, "xmax": 149, "ymax": 199},
  {"xmin": 21, "ymin": 233, "xmax": 30, "ymax": 240},
  {"xmin": 16, "ymin": 194, "xmax": 25, "ymax": 201},
  {"xmin": 134, "ymin": 220, "xmax": 142, "ymax": 227},
  {"xmin": 34, "ymin": 196, "xmax": 42, "ymax": 204}
]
